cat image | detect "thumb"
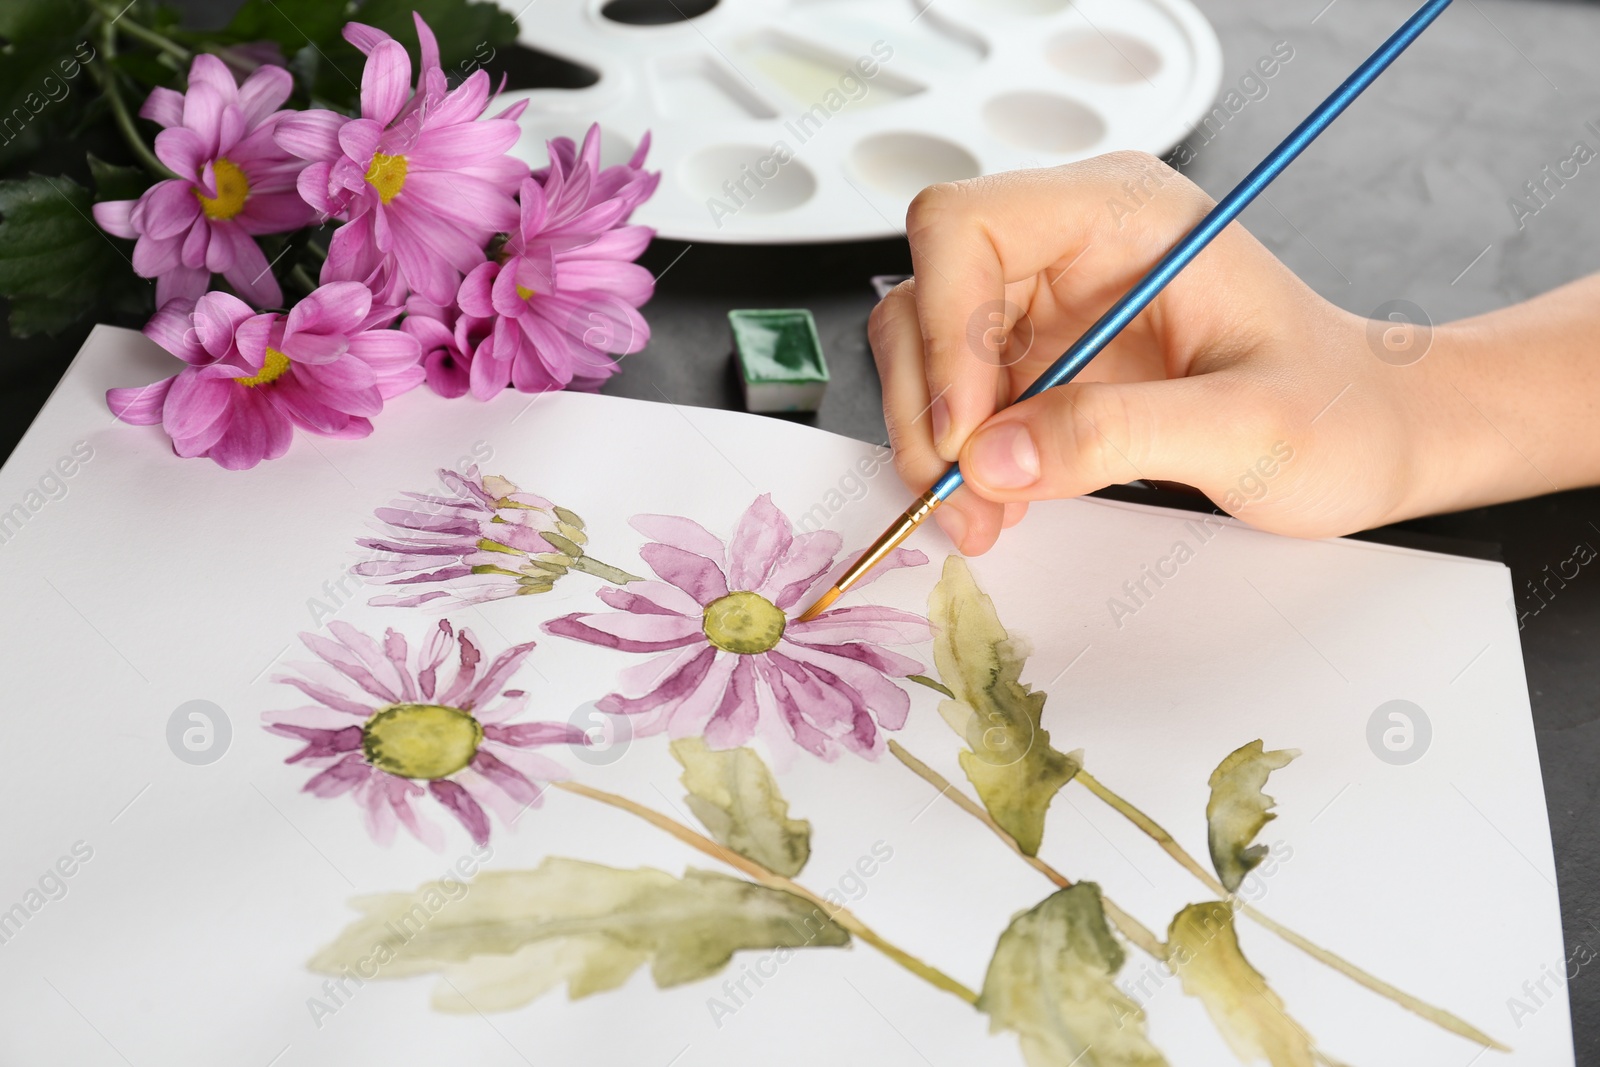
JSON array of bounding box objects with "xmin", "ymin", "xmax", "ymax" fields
[{"xmin": 957, "ymin": 375, "xmax": 1268, "ymax": 504}]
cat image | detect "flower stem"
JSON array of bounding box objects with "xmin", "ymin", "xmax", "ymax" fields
[
  {"xmin": 1072, "ymin": 768, "xmax": 1508, "ymax": 1052},
  {"xmin": 91, "ymin": 15, "xmax": 175, "ymax": 180},
  {"xmin": 886, "ymin": 741, "xmax": 1167, "ymax": 963},
  {"xmin": 114, "ymin": 17, "xmax": 192, "ymax": 63},
  {"xmin": 570, "ymin": 555, "xmax": 643, "ymax": 585},
  {"xmin": 550, "ymin": 779, "xmax": 980, "ymax": 1006}
]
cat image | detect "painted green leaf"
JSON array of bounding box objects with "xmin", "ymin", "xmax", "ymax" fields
[
  {"xmin": 672, "ymin": 738, "xmax": 812, "ymax": 877},
  {"xmin": 1206, "ymin": 741, "xmax": 1299, "ymax": 894},
  {"xmin": 930, "ymin": 555, "xmax": 1080, "ymax": 856},
  {"xmin": 979, "ymin": 883, "xmax": 1168, "ymax": 1067},
  {"xmin": 309, "ymin": 858, "xmax": 848, "ymax": 1013},
  {"xmin": 1167, "ymin": 902, "xmax": 1316, "ymax": 1067}
]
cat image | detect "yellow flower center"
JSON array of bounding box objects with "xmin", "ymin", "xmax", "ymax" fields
[
  {"xmin": 194, "ymin": 157, "xmax": 250, "ymax": 220},
  {"xmin": 515, "ymin": 284, "xmax": 536, "ymax": 300},
  {"xmin": 365, "ymin": 152, "xmax": 408, "ymax": 204},
  {"xmin": 702, "ymin": 591, "xmax": 787, "ymax": 655},
  {"xmin": 362, "ymin": 703, "xmax": 484, "ymax": 779},
  {"xmin": 237, "ymin": 348, "xmax": 291, "ymax": 388}
]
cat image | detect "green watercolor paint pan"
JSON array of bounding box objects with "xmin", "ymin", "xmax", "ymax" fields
[{"xmin": 729, "ymin": 309, "xmax": 830, "ymax": 414}]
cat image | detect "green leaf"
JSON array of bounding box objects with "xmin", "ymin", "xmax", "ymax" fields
[
  {"xmin": 979, "ymin": 883, "xmax": 1168, "ymax": 1067},
  {"xmin": 221, "ymin": 0, "xmax": 349, "ymax": 56},
  {"xmin": 87, "ymin": 153, "xmax": 152, "ymax": 202},
  {"xmin": 929, "ymin": 555, "xmax": 1081, "ymax": 856},
  {"xmin": 0, "ymin": 174, "xmax": 142, "ymax": 338},
  {"xmin": 1205, "ymin": 740, "xmax": 1299, "ymax": 894},
  {"xmin": 1167, "ymin": 902, "xmax": 1316, "ymax": 1067},
  {"xmin": 0, "ymin": 0, "xmax": 94, "ymax": 168},
  {"xmin": 309, "ymin": 858, "xmax": 850, "ymax": 1013},
  {"xmin": 672, "ymin": 737, "xmax": 812, "ymax": 877}
]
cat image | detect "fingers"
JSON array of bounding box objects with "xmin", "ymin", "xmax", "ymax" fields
[
  {"xmin": 904, "ymin": 154, "xmax": 1216, "ymax": 462},
  {"xmin": 870, "ymin": 282, "xmax": 1006, "ymax": 553},
  {"xmin": 959, "ymin": 373, "xmax": 1274, "ymax": 505}
]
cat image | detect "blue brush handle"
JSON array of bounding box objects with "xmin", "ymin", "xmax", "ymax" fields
[{"xmin": 929, "ymin": 0, "xmax": 1454, "ymax": 504}]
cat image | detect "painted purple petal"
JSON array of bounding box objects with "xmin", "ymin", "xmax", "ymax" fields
[
  {"xmin": 542, "ymin": 612, "xmax": 704, "ymax": 654},
  {"xmin": 761, "ymin": 530, "xmax": 844, "ymax": 608},
  {"xmin": 484, "ymin": 721, "xmax": 590, "ymax": 748},
  {"xmin": 725, "ymin": 493, "xmax": 792, "ymax": 591},
  {"xmin": 595, "ymin": 645, "xmax": 717, "ymax": 719},
  {"xmin": 429, "ymin": 779, "xmax": 490, "ymax": 845},
  {"xmin": 595, "ymin": 581, "xmax": 700, "ymax": 618},
  {"xmin": 303, "ymin": 754, "xmax": 372, "ymax": 797},
  {"xmin": 639, "ymin": 543, "xmax": 728, "ymax": 605},
  {"xmin": 785, "ymin": 605, "xmax": 931, "ymax": 646},
  {"xmin": 701, "ymin": 655, "xmax": 760, "ymax": 750}
]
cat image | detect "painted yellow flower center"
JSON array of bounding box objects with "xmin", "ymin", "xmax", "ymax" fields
[
  {"xmin": 515, "ymin": 284, "xmax": 536, "ymax": 300},
  {"xmin": 237, "ymin": 347, "xmax": 291, "ymax": 388},
  {"xmin": 194, "ymin": 157, "xmax": 249, "ymax": 220},
  {"xmin": 365, "ymin": 152, "xmax": 408, "ymax": 204},
  {"xmin": 702, "ymin": 591, "xmax": 786, "ymax": 655},
  {"xmin": 362, "ymin": 703, "xmax": 483, "ymax": 779}
]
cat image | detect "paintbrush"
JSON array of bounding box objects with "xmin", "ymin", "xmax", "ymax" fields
[{"xmin": 796, "ymin": 0, "xmax": 1455, "ymax": 623}]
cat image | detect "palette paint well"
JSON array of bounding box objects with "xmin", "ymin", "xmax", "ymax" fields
[{"xmin": 498, "ymin": 0, "xmax": 1224, "ymax": 243}]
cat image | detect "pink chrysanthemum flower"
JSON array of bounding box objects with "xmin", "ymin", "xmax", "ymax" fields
[
  {"xmin": 275, "ymin": 15, "xmax": 528, "ymax": 305},
  {"xmin": 400, "ymin": 296, "xmax": 490, "ymax": 399},
  {"xmin": 264, "ymin": 620, "xmax": 587, "ymax": 848},
  {"xmin": 106, "ymin": 282, "xmax": 422, "ymax": 469},
  {"xmin": 92, "ymin": 53, "xmax": 315, "ymax": 308},
  {"xmin": 353, "ymin": 467, "xmax": 640, "ymax": 607},
  {"xmin": 545, "ymin": 495, "xmax": 930, "ymax": 760},
  {"xmin": 458, "ymin": 126, "xmax": 658, "ymax": 398}
]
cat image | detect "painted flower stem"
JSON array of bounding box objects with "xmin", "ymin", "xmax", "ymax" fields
[
  {"xmin": 567, "ymin": 555, "xmax": 643, "ymax": 585},
  {"xmin": 552, "ymin": 779, "xmax": 980, "ymax": 1006},
  {"xmin": 886, "ymin": 741, "xmax": 1167, "ymax": 963},
  {"xmin": 1072, "ymin": 768, "xmax": 1507, "ymax": 1052}
]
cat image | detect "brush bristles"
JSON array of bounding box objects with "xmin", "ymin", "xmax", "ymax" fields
[{"xmin": 795, "ymin": 586, "xmax": 842, "ymax": 623}]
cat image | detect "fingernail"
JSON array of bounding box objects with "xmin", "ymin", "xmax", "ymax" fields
[
  {"xmin": 934, "ymin": 507, "xmax": 967, "ymax": 551},
  {"xmin": 969, "ymin": 423, "xmax": 1040, "ymax": 489},
  {"xmin": 929, "ymin": 396, "xmax": 951, "ymax": 453}
]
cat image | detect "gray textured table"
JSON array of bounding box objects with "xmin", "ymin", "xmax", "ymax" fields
[{"xmin": 612, "ymin": 1, "xmax": 1600, "ymax": 1059}]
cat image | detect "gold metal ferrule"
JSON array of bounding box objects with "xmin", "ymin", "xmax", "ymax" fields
[{"xmin": 794, "ymin": 489, "xmax": 942, "ymax": 622}]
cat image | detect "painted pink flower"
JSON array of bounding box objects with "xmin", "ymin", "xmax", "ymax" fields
[
  {"xmin": 545, "ymin": 495, "xmax": 930, "ymax": 760},
  {"xmin": 106, "ymin": 282, "xmax": 422, "ymax": 469},
  {"xmin": 275, "ymin": 15, "xmax": 528, "ymax": 305},
  {"xmin": 353, "ymin": 467, "xmax": 640, "ymax": 607},
  {"xmin": 264, "ymin": 620, "xmax": 587, "ymax": 847},
  {"xmin": 458, "ymin": 125, "xmax": 658, "ymax": 398},
  {"xmin": 92, "ymin": 53, "xmax": 314, "ymax": 308},
  {"xmin": 400, "ymin": 296, "xmax": 490, "ymax": 398}
]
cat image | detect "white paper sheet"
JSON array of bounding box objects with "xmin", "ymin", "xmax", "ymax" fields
[{"xmin": 0, "ymin": 326, "xmax": 1571, "ymax": 1066}]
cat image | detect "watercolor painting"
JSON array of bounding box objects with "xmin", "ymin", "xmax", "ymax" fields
[{"xmin": 257, "ymin": 478, "xmax": 1508, "ymax": 1067}]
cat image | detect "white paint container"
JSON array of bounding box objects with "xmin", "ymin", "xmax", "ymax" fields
[{"xmin": 499, "ymin": 0, "xmax": 1224, "ymax": 243}]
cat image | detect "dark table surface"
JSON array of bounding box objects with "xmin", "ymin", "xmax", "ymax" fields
[{"xmin": 2, "ymin": 0, "xmax": 1596, "ymax": 1059}]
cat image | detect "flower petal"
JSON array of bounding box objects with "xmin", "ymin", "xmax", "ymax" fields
[
  {"xmin": 361, "ymin": 40, "xmax": 412, "ymax": 127},
  {"xmin": 106, "ymin": 377, "xmax": 175, "ymax": 425},
  {"xmin": 639, "ymin": 542, "xmax": 728, "ymax": 605}
]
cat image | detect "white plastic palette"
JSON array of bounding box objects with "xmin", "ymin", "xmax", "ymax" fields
[{"xmin": 499, "ymin": 0, "xmax": 1223, "ymax": 243}]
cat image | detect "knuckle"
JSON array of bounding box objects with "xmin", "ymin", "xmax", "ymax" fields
[
  {"xmin": 905, "ymin": 181, "xmax": 969, "ymax": 238},
  {"xmin": 1061, "ymin": 383, "xmax": 1137, "ymax": 486}
]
